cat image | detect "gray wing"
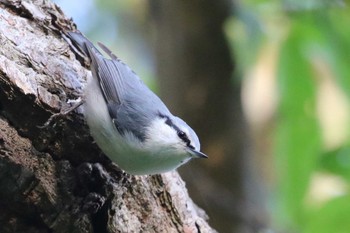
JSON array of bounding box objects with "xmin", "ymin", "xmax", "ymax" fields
[
  {"xmin": 68, "ymin": 32, "xmax": 124, "ymax": 106},
  {"xmin": 69, "ymin": 33, "xmax": 171, "ymax": 141},
  {"xmin": 68, "ymin": 32, "xmax": 171, "ymax": 140},
  {"xmin": 86, "ymin": 46, "xmax": 124, "ymax": 106}
]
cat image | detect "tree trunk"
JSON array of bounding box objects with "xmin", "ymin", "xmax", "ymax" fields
[{"xmin": 0, "ymin": 1, "xmax": 215, "ymax": 232}]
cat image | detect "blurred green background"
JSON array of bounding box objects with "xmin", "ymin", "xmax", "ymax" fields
[{"xmin": 54, "ymin": 0, "xmax": 350, "ymax": 232}]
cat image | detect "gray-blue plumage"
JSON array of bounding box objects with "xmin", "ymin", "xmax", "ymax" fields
[
  {"xmin": 68, "ymin": 32, "xmax": 171, "ymax": 141},
  {"xmin": 67, "ymin": 31, "xmax": 206, "ymax": 175}
]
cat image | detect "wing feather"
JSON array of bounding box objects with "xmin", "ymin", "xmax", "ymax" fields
[
  {"xmin": 68, "ymin": 32, "xmax": 172, "ymax": 141},
  {"xmin": 87, "ymin": 47, "xmax": 124, "ymax": 105}
]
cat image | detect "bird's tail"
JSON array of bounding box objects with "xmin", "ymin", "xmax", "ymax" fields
[
  {"xmin": 67, "ymin": 31, "xmax": 119, "ymax": 61},
  {"xmin": 67, "ymin": 31, "xmax": 100, "ymax": 57}
]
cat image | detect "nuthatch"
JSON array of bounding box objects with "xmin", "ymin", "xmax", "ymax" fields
[{"xmin": 68, "ymin": 32, "xmax": 207, "ymax": 175}]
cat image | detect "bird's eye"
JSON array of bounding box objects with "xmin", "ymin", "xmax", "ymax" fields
[
  {"xmin": 177, "ymin": 131, "xmax": 186, "ymax": 139},
  {"xmin": 177, "ymin": 131, "xmax": 192, "ymax": 147}
]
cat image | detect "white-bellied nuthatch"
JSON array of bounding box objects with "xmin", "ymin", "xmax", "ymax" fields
[{"xmin": 67, "ymin": 32, "xmax": 207, "ymax": 175}]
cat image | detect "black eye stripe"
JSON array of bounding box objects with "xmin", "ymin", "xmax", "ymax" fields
[
  {"xmin": 177, "ymin": 131, "xmax": 186, "ymax": 138},
  {"xmin": 158, "ymin": 113, "xmax": 180, "ymax": 131},
  {"xmin": 188, "ymin": 144, "xmax": 195, "ymax": 150},
  {"xmin": 177, "ymin": 130, "xmax": 190, "ymax": 144},
  {"xmin": 158, "ymin": 113, "xmax": 193, "ymax": 147}
]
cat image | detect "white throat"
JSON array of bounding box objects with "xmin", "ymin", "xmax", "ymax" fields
[{"xmin": 144, "ymin": 117, "xmax": 182, "ymax": 149}]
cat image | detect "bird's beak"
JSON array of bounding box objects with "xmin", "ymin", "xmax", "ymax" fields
[{"xmin": 189, "ymin": 149, "xmax": 208, "ymax": 159}]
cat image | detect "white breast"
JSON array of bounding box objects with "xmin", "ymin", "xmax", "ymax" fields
[{"xmin": 83, "ymin": 75, "xmax": 191, "ymax": 175}]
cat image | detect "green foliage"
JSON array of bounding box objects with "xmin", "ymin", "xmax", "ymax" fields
[
  {"xmin": 320, "ymin": 145, "xmax": 350, "ymax": 181},
  {"xmin": 275, "ymin": 18, "xmax": 321, "ymax": 229},
  {"xmin": 325, "ymin": 8, "xmax": 350, "ymax": 98},
  {"xmin": 305, "ymin": 195, "xmax": 350, "ymax": 233},
  {"xmin": 228, "ymin": 1, "xmax": 350, "ymax": 232}
]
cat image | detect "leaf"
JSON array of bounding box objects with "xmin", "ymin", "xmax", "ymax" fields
[
  {"xmin": 274, "ymin": 15, "xmax": 321, "ymax": 228},
  {"xmin": 320, "ymin": 145, "xmax": 350, "ymax": 181},
  {"xmin": 305, "ymin": 195, "xmax": 350, "ymax": 233}
]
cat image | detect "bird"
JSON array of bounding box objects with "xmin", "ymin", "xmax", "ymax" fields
[{"xmin": 67, "ymin": 31, "xmax": 207, "ymax": 175}]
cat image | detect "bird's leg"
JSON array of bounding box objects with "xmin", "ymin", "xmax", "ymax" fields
[{"xmin": 38, "ymin": 94, "xmax": 84, "ymax": 128}]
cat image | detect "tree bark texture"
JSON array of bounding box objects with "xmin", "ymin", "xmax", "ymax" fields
[{"xmin": 0, "ymin": 0, "xmax": 215, "ymax": 232}]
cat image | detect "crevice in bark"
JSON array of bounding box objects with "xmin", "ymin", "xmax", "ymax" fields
[{"xmin": 90, "ymin": 198, "xmax": 110, "ymax": 233}]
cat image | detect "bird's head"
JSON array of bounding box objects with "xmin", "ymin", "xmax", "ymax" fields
[{"xmin": 144, "ymin": 113, "xmax": 207, "ymax": 159}]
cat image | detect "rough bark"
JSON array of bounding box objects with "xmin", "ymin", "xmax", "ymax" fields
[{"xmin": 0, "ymin": 0, "xmax": 215, "ymax": 232}]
